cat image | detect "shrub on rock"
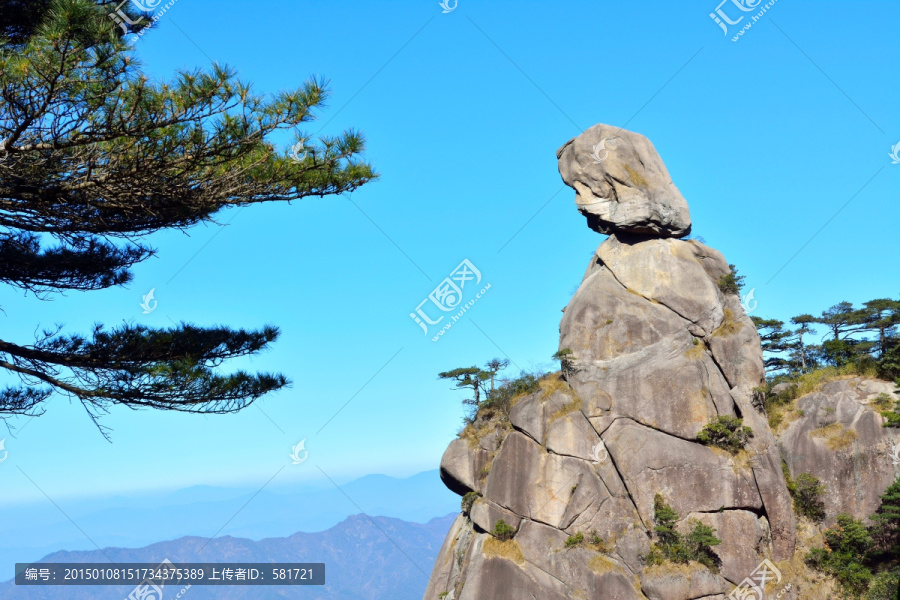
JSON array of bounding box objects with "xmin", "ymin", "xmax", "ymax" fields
[
  {"xmin": 784, "ymin": 468, "xmax": 826, "ymax": 523},
  {"xmin": 646, "ymin": 494, "xmax": 721, "ymax": 572},
  {"xmin": 697, "ymin": 416, "xmax": 754, "ymax": 453},
  {"xmin": 492, "ymin": 519, "xmax": 516, "ymax": 542}
]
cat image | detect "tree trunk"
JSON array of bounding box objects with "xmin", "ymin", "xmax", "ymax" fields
[{"xmin": 799, "ymin": 332, "xmax": 807, "ymax": 373}]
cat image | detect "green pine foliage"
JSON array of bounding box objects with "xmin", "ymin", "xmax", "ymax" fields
[
  {"xmin": 870, "ymin": 479, "xmax": 900, "ymax": 563},
  {"xmin": 492, "ymin": 519, "xmax": 516, "ymax": 542},
  {"xmin": 880, "ymin": 347, "xmax": 900, "ymax": 381},
  {"xmin": 0, "ymin": 0, "xmax": 376, "ymax": 429},
  {"xmin": 482, "ymin": 370, "xmax": 541, "ymax": 419},
  {"xmin": 461, "ymin": 492, "xmax": 479, "ymax": 515},
  {"xmin": 645, "ymin": 494, "xmax": 721, "ymax": 572},
  {"xmin": 753, "ymin": 298, "xmax": 900, "ymax": 378},
  {"xmin": 551, "ymin": 347, "xmax": 575, "ymax": 386},
  {"xmin": 587, "ymin": 531, "xmax": 608, "ymax": 552},
  {"xmin": 806, "ymin": 477, "xmax": 900, "ymax": 598},
  {"xmin": 783, "ymin": 465, "xmax": 827, "ymax": 523},
  {"xmin": 877, "ymin": 390, "xmax": 900, "ymax": 428},
  {"xmin": 865, "ymin": 569, "xmax": 900, "ymax": 600},
  {"xmin": 697, "ymin": 416, "xmax": 754, "ymax": 454},
  {"xmin": 652, "ymin": 494, "xmax": 680, "ymax": 547},
  {"xmin": 717, "ymin": 263, "xmax": 745, "ymax": 296},
  {"xmin": 441, "ymin": 359, "xmax": 544, "ymax": 426},
  {"xmin": 562, "ymin": 530, "xmax": 608, "ymax": 552},
  {"xmin": 685, "ymin": 521, "xmax": 722, "ymax": 571},
  {"xmin": 438, "ymin": 366, "xmax": 485, "ymax": 423},
  {"xmin": 806, "ymin": 514, "xmax": 874, "ymax": 597}
]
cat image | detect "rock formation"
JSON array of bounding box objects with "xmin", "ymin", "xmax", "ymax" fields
[
  {"xmin": 424, "ymin": 125, "xmax": 897, "ymax": 600},
  {"xmin": 556, "ymin": 124, "xmax": 691, "ymax": 238},
  {"xmin": 779, "ymin": 377, "xmax": 900, "ymax": 524}
]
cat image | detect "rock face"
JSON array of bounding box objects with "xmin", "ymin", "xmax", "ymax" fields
[
  {"xmin": 557, "ymin": 124, "xmax": 692, "ymax": 238},
  {"xmin": 423, "ymin": 125, "xmax": 799, "ymax": 600},
  {"xmin": 778, "ymin": 377, "xmax": 900, "ymax": 524}
]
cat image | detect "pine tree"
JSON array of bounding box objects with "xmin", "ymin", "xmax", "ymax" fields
[
  {"xmin": 653, "ymin": 494, "xmax": 680, "ymax": 547},
  {"xmin": 716, "ymin": 263, "xmax": 745, "ymax": 295},
  {"xmin": 818, "ymin": 302, "xmax": 867, "ymax": 340},
  {"xmin": 482, "ymin": 358, "xmax": 510, "ymax": 397},
  {"xmin": 685, "ymin": 521, "xmax": 721, "ymax": 570},
  {"xmin": 552, "ymin": 347, "xmax": 575, "ymax": 385},
  {"xmin": 0, "ymin": 0, "xmax": 375, "ymax": 431},
  {"xmin": 751, "ymin": 317, "xmax": 793, "ymax": 373},
  {"xmin": 871, "ymin": 477, "xmax": 900, "ymax": 562},
  {"xmin": 806, "ymin": 514, "xmax": 874, "ymax": 596},
  {"xmin": 1, "ymin": 0, "xmax": 147, "ymax": 44},
  {"xmin": 863, "ymin": 299, "xmax": 900, "ymax": 359},
  {"xmin": 785, "ymin": 471, "xmax": 826, "ymax": 523},
  {"xmin": 816, "ymin": 302, "xmax": 874, "ymax": 366},
  {"xmin": 789, "ymin": 314, "xmax": 817, "ymax": 373},
  {"xmin": 438, "ymin": 367, "xmax": 486, "ymax": 423},
  {"xmin": 879, "ymin": 346, "xmax": 900, "ymax": 380}
]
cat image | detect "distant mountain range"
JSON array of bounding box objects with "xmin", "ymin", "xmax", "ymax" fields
[
  {"xmin": 2, "ymin": 513, "xmax": 457, "ymax": 599},
  {"xmin": 0, "ymin": 470, "xmax": 458, "ymax": 581}
]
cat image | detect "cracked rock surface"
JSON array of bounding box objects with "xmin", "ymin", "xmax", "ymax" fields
[
  {"xmin": 779, "ymin": 378, "xmax": 900, "ymax": 525},
  {"xmin": 557, "ymin": 124, "xmax": 692, "ymax": 238},
  {"xmin": 425, "ymin": 125, "xmax": 798, "ymax": 600}
]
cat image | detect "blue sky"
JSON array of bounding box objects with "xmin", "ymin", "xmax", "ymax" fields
[{"xmin": 1, "ymin": 0, "xmax": 898, "ymax": 512}]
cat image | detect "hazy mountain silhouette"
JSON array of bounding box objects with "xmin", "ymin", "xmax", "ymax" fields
[
  {"xmin": 0, "ymin": 470, "xmax": 457, "ymax": 581},
  {"xmin": 3, "ymin": 513, "xmax": 455, "ymax": 599}
]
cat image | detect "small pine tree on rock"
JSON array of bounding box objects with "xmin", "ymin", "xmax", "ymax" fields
[
  {"xmin": 492, "ymin": 519, "xmax": 516, "ymax": 542},
  {"xmin": 697, "ymin": 416, "xmax": 754, "ymax": 454}
]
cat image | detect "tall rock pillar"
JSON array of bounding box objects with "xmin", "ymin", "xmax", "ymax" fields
[{"xmin": 424, "ymin": 124, "xmax": 796, "ymax": 600}]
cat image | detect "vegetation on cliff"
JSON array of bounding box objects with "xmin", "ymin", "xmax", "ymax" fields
[
  {"xmin": 754, "ymin": 297, "xmax": 899, "ymax": 380},
  {"xmin": 439, "ymin": 358, "xmax": 544, "ymax": 426},
  {"xmin": 806, "ymin": 478, "xmax": 900, "ymax": 599},
  {"xmin": 783, "ymin": 465, "xmax": 827, "ymax": 523},
  {"xmin": 696, "ymin": 416, "xmax": 754, "ymax": 454},
  {"xmin": 644, "ymin": 494, "xmax": 722, "ymax": 573}
]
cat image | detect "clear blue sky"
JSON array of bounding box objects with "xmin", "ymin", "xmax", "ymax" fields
[{"xmin": 1, "ymin": 0, "xmax": 897, "ymax": 508}]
